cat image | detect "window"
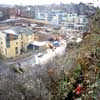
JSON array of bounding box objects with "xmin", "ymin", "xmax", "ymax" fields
[
  {"xmin": 15, "ymin": 47, "xmax": 18, "ymax": 55},
  {"xmin": 6, "ymin": 34, "xmax": 10, "ymax": 48}
]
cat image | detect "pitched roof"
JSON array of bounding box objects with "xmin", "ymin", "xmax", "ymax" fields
[{"xmin": 3, "ymin": 26, "xmax": 34, "ymax": 35}]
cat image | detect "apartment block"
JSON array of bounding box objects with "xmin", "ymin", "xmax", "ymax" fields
[{"xmin": 0, "ymin": 26, "xmax": 35, "ymax": 58}]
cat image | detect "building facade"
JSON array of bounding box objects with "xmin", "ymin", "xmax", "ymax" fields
[
  {"xmin": 0, "ymin": 7, "xmax": 10, "ymax": 21},
  {"xmin": 63, "ymin": 13, "xmax": 89, "ymax": 32},
  {"xmin": 0, "ymin": 26, "xmax": 35, "ymax": 58}
]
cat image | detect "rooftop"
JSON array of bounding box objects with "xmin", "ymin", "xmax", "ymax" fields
[
  {"xmin": 31, "ymin": 41, "xmax": 47, "ymax": 47},
  {"xmin": 3, "ymin": 26, "xmax": 34, "ymax": 35}
]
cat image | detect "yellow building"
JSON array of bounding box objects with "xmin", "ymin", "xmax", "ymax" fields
[{"xmin": 0, "ymin": 26, "xmax": 35, "ymax": 58}]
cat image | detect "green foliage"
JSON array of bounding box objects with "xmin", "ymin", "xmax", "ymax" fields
[
  {"xmin": 0, "ymin": 53, "xmax": 6, "ymax": 60},
  {"xmin": 73, "ymin": 64, "xmax": 81, "ymax": 79},
  {"xmin": 91, "ymin": 8, "xmax": 100, "ymax": 33},
  {"xmin": 10, "ymin": 64, "xmax": 25, "ymax": 73},
  {"xmin": 15, "ymin": 84, "xmax": 26, "ymax": 94}
]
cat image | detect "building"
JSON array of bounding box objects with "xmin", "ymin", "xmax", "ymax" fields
[
  {"xmin": 0, "ymin": 5, "xmax": 17, "ymax": 21},
  {"xmin": 0, "ymin": 7, "xmax": 10, "ymax": 21},
  {"xmin": 0, "ymin": 26, "xmax": 35, "ymax": 58},
  {"xmin": 16, "ymin": 6, "xmax": 35, "ymax": 18},
  {"xmin": 35, "ymin": 9, "xmax": 88, "ymax": 32},
  {"xmin": 35, "ymin": 9, "xmax": 67, "ymax": 25},
  {"xmin": 64, "ymin": 13, "xmax": 88, "ymax": 32},
  {"xmin": 27, "ymin": 41, "xmax": 48, "ymax": 53}
]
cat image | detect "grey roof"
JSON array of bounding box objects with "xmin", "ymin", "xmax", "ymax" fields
[{"xmin": 4, "ymin": 26, "xmax": 34, "ymax": 35}]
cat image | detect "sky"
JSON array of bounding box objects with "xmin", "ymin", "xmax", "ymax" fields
[{"xmin": 0, "ymin": 0, "xmax": 100, "ymax": 7}]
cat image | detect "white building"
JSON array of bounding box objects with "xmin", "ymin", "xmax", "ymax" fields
[{"xmin": 63, "ymin": 13, "xmax": 88, "ymax": 32}]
